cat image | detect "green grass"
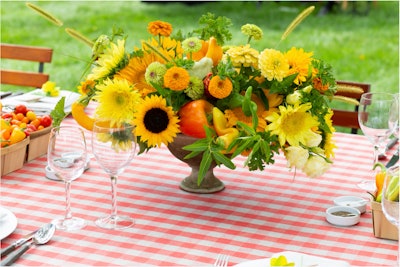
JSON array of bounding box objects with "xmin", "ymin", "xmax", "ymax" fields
[{"xmin": 1, "ymin": 0, "xmax": 399, "ymax": 130}]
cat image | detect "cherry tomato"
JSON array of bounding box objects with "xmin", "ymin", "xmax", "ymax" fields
[
  {"xmin": 40, "ymin": 115, "xmax": 52, "ymax": 128},
  {"xmin": 14, "ymin": 105, "xmax": 28, "ymax": 115},
  {"xmin": 26, "ymin": 111, "xmax": 37, "ymax": 121},
  {"xmin": 30, "ymin": 118, "xmax": 41, "ymax": 128},
  {"xmin": 1, "ymin": 113, "xmax": 13, "ymax": 120},
  {"xmin": 16, "ymin": 113, "xmax": 25, "ymax": 121}
]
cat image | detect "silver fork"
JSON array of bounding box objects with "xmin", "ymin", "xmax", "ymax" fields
[{"xmin": 214, "ymin": 254, "xmax": 229, "ymax": 267}]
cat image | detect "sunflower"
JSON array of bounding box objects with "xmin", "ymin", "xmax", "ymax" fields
[
  {"xmin": 133, "ymin": 95, "xmax": 180, "ymax": 148},
  {"xmin": 323, "ymin": 109, "xmax": 336, "ymax": 158},
  {"xmin": 115, "ymin": 52, "xmax": 163, "ymax": 96},
  {"xmin": 266, "ymin": 103, "xmax": 320, "ymax": 147},
  {"xmin": 88, "ymin": 39, "xmax": 127, "ymax": 81},
  {"xmin": 93, "ymin": 78, "xmax": 142, "ymax": 126},
  {"xmin": 284, "ymin": 47, "xmax": 313, "ymax": 85}
]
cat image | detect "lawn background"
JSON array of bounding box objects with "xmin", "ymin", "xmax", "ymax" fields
[{"xmin": 1, "ymin": 0, "xmax": 399, "ymax": 131}]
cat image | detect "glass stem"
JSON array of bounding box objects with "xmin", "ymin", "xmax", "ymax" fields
[
  {"xmin": 64, "ymin": 181, "xmax": 72, "ymax": 220},
  {"xmin": 373, "ymin": 144, "xmax": 379, "ymax": 165},
  {"xmin": 110, "ymin": 176, "xmax": 118, "ymax": 219}
]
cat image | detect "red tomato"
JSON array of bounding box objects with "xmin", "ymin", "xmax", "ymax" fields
[
  {"xmin": 1, "ymin": 113, "xmax": 13, "ymax": 120},
  {"xmin": 178, "ymin": 100, "xmax": 214, "ymax": 138},
  {"xmin": 40, "ymin": 115, "xmax": 52, "ymax": 128},
  {"xmin": 14, "ymin": 104, "xmax": 28, "ymax": 115}
]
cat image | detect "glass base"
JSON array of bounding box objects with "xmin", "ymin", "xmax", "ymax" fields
[
  {"xmin": 95, "ymin": 214, "xmax": 134, "ymax": 230},
  {"xmin": 356, "ymin": 180, "xmax": 376, "ymax": 192},
  {"xmin": 52, "ymin": 217, "xmax": 87, "ymax": 231}
]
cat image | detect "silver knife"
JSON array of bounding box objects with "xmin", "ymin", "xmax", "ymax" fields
[
  {"xmin": 0, "ymin": 228, "xmax": 38, "ymax": 258},
  {"xmin": 378, "ymin": 137, "xmax": 399, "ymax": 159}
]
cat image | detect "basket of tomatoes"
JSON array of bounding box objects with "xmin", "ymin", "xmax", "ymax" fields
[{"xmin": 1, "ymin": 104, "xmax": 53, "ymax": 175}]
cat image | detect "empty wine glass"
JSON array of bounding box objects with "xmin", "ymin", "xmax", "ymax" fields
[
  {"xmin": 381, "ymin": 165, "xmax": 399, "ymax": 264},
  {"xmin": 92, "ymin": 121, "xmax": 137, "ymax": 229},
  {"xmin": 47, "ymin": 126, "xmax": 88, "ymax": 231},
  {"xmin": 357, "ymin": 92, "xmax": 397, "ymax": 191}
]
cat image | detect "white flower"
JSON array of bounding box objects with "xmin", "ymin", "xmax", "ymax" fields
[
  {"xmin": 305, "ymin": 130, "xmax": 322, "ymax": 147},
  {"xmin": 285, "ymin": 146, "xmax": 309, "ymax": 169},
  {"xmin": 303, "ymin": 156, "xmax": 331, "ymax": 178},
  {"xmin": 286, "ymin": 91, "xmax": 302, "ymax": 105}
]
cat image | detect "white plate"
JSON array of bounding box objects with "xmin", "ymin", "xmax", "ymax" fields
[
  {"xmin": 0, "ymin": 207, "xmax": 17, "ymax": 240},
  {"xmin": 234, "ymin": 251, "xmax": 350, "ymax": 267}
]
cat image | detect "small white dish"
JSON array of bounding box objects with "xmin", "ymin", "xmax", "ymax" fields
[
  {"xmin": 0, "ymin": 207, "xmax": 18, "ymax": 240},
  {"xmin": 333, "ymin": 196, "xmax": 367, "ymax": 213},
  {"xmin": 326, "ymin": 206, "xmax": 360, "ymax": 227}
]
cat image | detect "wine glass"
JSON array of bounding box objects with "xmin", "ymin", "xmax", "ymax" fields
[
  {"xmin": 357, "ymin": 92, "xmax": 397, "ymax": 191},
  {"xmin": 47, "ymin": 126, "xmax": 88, "ymax": 231},
  {"xmin": 92, "ymin": 121, "xmax": 137, "ymax": 229},
  {"xmin": 381, "ymin": 165, "xmax": 399, "ymax": 264}
]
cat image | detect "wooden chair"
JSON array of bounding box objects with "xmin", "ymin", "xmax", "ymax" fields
[
  {"xmin": 331, "ymin": 80, "xmax": 371, "ymax": 134},
  {"xmin": 1, "ymin": 43, "xmax": 53, "ymax": 88}
]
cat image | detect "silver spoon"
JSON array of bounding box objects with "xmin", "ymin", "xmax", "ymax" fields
[{"xmin": 0, "ymin": 223, "xmax": 55, "ymax": 266}]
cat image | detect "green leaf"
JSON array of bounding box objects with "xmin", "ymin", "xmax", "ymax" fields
[
  {"xmin": 212, "ymin": 151, "xmax": 235, "ymax": 170},
  {"xmin": 50, "ymin": 97, "xmax": 66, "ymax": 128},
  {"xmin": 198, "ymin": 150, "xmax": 212, "ymax": 185}
]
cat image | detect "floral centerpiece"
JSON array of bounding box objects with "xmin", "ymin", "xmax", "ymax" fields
[{"xmin": 30, "ymin": 4, "xmax": 337, "ymax": 187}]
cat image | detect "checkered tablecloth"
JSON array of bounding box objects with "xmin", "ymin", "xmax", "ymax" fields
[{"xmin": 1, "ymin": 111, "xmax": 398, "ymax": 266}]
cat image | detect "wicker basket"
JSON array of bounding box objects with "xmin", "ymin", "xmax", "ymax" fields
[
  {"xmin": 26, "ymin": 126, "xmax": 52, "ymax": 162},
  {"xmin": 371, "ymin": 201, "xmax": 398, "ymax": 241},
  {"xmin": 1, "ymin": 137, "xmax": 30, "ymax": 175}
]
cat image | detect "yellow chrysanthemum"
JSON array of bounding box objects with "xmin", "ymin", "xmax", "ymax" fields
[
  {"xmin": 258, "ymin": 48, "xmax": 289, "ymax": 82},
  {"xmin": 163, "ymin": 66, "xmax": 190, "ymax": 91},
  {"xmin": 266, "ymin": 103, "xmax": 320, "ymax": 146},
  {"xmin": 147, "ymin": 21, "xmax": 173, "ymax": 37},
  {"xmin": 133, "ymin": 95, "xmax": 180, "ymax": 147},
  {"xmin": 41, "ymin": 81, "xmax": 59, "ymax": 97},
  {"xmin": 323, "ymin": 109, "xmax": 336, "ymax": 158},
  {"xmin": 93, "ymin": 78, "xmax": 142, "ymax": 126},
  {"xmin": 208, "ymin": 75, "xmax": 233, "ymax": 99},
  {"xmin": 88, "ymin": 39, "xmax": 126, "ymax": 81},
  {"xmin": 285, "ymin": 47, "xmax": 313, "ymax": 85},
  {"xmin": 223, "ymin": 44, "xmax": 259, "ymax": 68},
  {"xmin": 115, "ymin": 52, "xmax": 163, "ymax": 96}
]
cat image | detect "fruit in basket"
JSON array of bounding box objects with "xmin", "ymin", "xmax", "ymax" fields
[{"xmin": 0, "ymin": 105, "xmax": 52, "ymax": 147}]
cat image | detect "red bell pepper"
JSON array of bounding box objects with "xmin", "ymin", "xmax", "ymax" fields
[{"xmin": 178, "ymin": 99, "xmax": 214, "ymax": 138}]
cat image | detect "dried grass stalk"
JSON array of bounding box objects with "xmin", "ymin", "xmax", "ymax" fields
[
  {"xmin": 26, "ymin": 2, "xmax": 63, "ymax": 27},
  {"xmin": 281, "ymin": 6, "xmax": 315, "ymax": 41},
  {"xmin": 65, "ymin": 28, "xmax": 94, "ymax": 48},
  {"xmin": 332, "ymin": 95, "xmax": 360, "ymax": 106}
]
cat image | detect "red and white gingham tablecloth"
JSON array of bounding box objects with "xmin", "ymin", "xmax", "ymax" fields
[{"xmin": 1, "ymin": 109, "xmax": 398, "ymax": 266}]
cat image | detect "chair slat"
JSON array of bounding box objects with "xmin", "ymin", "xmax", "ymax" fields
[
  {"xmin": 1, "ymin": 43, "xmax": 53, "ymax": 63},
  {"xmin": 1, "ymin": 70, "xmax": 50, "ymax": 88}
]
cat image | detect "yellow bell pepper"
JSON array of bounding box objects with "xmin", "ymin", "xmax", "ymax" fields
[{"xmin": 212, "ymin": 107, "xmax": 239, "ymax": 152}]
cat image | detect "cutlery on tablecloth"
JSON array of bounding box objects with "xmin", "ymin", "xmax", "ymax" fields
[
  {"xmin": 0, "ymin": 223, "xmax": 55, "ymax": 266},
  {"xmin": 386, "ymin": 150, "xmax": 399, "ymax": 168},
  {"xmin": 378, "ymin": 137, "xmax": 398, "ymax": 160},
  {"xmin": 214, "ymin": 254, "xmax": 229, "ymax": 267},
  {"xmin": 0, "ymin": 223, "xmax": 51, "ymax": 258}
]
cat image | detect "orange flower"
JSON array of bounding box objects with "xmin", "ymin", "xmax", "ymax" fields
[
  {"xmin": 208, "ymin": 75, "xmax": 233, "ymax": 99},
  {"xmin": 78, "ymin": 79, "xmax": 95, "ymax": 95},
  {"xmin": 163, "ymin": 66, "xmax": 190, "ymax": 91},
  {"xmin": 147, "ymin": 21, "xmax": 173, "ymax": 37},
  {"xmin": 312, "ymin": 77, "xmax": 329, "ymax": 92}
]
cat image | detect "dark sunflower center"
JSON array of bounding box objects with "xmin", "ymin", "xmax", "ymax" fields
[{"xmin": 144, "ymin": 108, "xmax": 169, "ymax": 133}]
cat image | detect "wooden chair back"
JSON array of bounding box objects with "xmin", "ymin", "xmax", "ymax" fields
[
  {"xmin": 1, "ymin": 43, "xmax": 53, "ymax": 88},
  {"xmin": 331, "ymin": 80, "xmax": 371, "ymax": 134}
]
